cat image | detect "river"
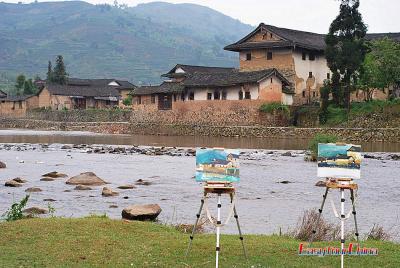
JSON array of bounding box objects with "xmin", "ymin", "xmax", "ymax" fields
[{"xmin": 0, "ymin": 129, "xmax": 399, "ymax": 242}]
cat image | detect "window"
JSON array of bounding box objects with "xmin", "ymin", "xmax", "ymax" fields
[
  {"xmin": 239, "ymin": 91, "xmax": 243, "ymax": 100},
  {"xmin": 245, "ymin": 91, "xmax": 251, "ymax": 100},
  {"xmin": 173, "ymin": 94, "xmax": 177, "ymax": 102},
  {"xmin": 207, "ymin": 92, "xmax": 212, "ymax": 100},
  {"xmin": 214, "ymin": 91, "xmax": 220, "ymax": 100},
  {"xmin": 309, "ymin": 72, "xmax": 313, "ymax": 78},
  {"xmin": 189, "ymin": 92, "xmax": 194, "ymax": 100},
  {"xmin": 270, "ymin": 78, "xmax": 273, "ymax": 83},
  {"xmin": 327, "ymin": 73, "xmax": 330, "ymax": 79},
  {"xmin": 151, "ymin": 94, "xmax": 156, "ymax": 104},
  {"xmin": 137, "ymin": 96, "xmax": 141, "ymax": 105},
  {"xmin": 312, "ymin": 92, "xmax": 316, "ymax": 97},
  {"xmin": 302, "ymin": 52, "xmax": 307, "ymax": 60},
  {"xmin": 309, "ymin": 53, "xmax": 315, "ymax": 61},
  {"xmin": 222, "ymin": 91, "xmax": 227, "ymax": 100},
  {"xmin": 270, "ymin": 33, "xmax": 273, "ymax": 39},
  {"xmin": 246, "ymin": 53, "xmax": 251, "ymax": 61},
  {"xmin": 18, "ymin": 101, "xmax": 22, "ymax": 109},
  {"xmin": 181, "ymin": 93, "xmax": 185, "ymax": 101},
  {"xmin": 302, "ymin": 91, "xmax": 306, "ymax": 98},
  {"xmin": 267, "ymin": 51, "xmax": 272, "ymax": 60}
]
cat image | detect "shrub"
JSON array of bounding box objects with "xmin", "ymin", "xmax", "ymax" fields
[
  {"xmin": 122, "ymin": 95, "xmax": 132, "ymax": 106},
  {"xmin": 289, "ymin": 209, "xmax": 341, "ymax": 241},
  {"xmin": 259, "ymin": 102, "xmax": 290, "ymax": 115},
  {"xmin": 308, "ymin": 133, "xmax": 338, "ymax": 161},
  {"xmin": 366, "ymin": 224, "xmax": 391, "ymax": 241},
  {"xmin": 3, "ymin": 195, "xmax": 30, "ymax": 221}
]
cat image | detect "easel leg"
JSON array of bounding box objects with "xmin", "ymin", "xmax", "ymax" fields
[
  {"xmin": 185, "ymin": 194, "xmax": 206, "ymax": 257},
  {"xmin": 216, "ymin": 193, "xmax": 222, "ymax": 268},
  {"xmin": 309, "ymin": 187, "xmax": 329, "ymax": 244},
  {"xmin": 340, "ymin": 188, "xmax": 345, "ymax": 268},
  {"xmin": 230, "ymin": 193, "xmax": 247, "ymax": 259},
  {"xmin": 350, "ymin": 189, "xmax": 361, "ymax": 247}
]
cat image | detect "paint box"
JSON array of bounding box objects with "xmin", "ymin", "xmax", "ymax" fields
[
  {"xmin": 195, "ymin": 148, "xmax": 240, "ymax": 182},
  {"xmin": 317, "ymin": 143, "xmax": 362, "ymax": 179}
]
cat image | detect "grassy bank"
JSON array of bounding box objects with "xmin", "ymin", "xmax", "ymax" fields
[{"xmin": 0, "ymin": 217, "xmax": 399, "ymax": 267}]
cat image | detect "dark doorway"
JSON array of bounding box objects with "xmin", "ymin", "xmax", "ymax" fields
[{"xmin": 158, "ymin": 94, "xmax": 172, "ymax": 110}]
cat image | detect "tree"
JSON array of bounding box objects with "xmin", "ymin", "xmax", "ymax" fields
[
  {"xmin": 358, "ymin": 38, "xmax": 400, "ymax": 100},
  {"xmin": 23, "ymin": 78, "xmax": 35, "ymax": 95},
  {"xmin": 46, "ymin": 61, "xmax": 53, "ymax": 82},
  {"xmin": 15, "ymin": 74, "xmax": 26, "ymax": 96},
  {"xmin": 325, "ymin": 0, "xmax": 367, "ymax": 110},
  {"xmin": 52, "ymin": 55, "xmax": 68, "ymax": 85},
  {"xmin": 319, "ymin": 80, "xmax": 332, "ymax": 124}
]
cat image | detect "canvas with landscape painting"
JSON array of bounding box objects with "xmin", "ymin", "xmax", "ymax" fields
[
  {"xmin": 195, "ymin": 148, "xmax": 240, "ymax": 182},
  {"xmin": 317, "ymin": 143, "xmax": 362, "ymax": 179}
]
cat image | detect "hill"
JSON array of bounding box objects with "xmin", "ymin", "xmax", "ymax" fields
[{"xmin": 0, "ymin": 1, "xmax": 253, "ymax": 87}]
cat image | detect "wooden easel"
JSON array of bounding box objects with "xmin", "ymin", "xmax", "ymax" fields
[
  {"xmin": 185, "ymin": 181, "xmax": 247, "ymax": 268},
  {"xmin": 310, "ymin": 178, "xmax": 361, "ymax": 268}
]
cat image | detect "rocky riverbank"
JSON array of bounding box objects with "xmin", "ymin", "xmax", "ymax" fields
[{"xmin": 1, "ymin": 118, "xmax": 400, "ymax": 142}]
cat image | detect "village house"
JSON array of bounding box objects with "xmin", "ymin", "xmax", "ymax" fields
[
  {"xmin": 132, "ymin": 64, "xmax": 294, "ymax": 110},
  {"xmin": 0, "ymin": 90, "xmax": 39, "ymax": 117},
  {"xmin": 224, "ymin": 23, "xmax": 400, "ymax": 104},
  {"xmin": 132, "ymin": 23, "xmax": 400, "ymax": 110},
  {"xmin": 37, "ymin": 78, "xmax": 135, "ymax": 110}
]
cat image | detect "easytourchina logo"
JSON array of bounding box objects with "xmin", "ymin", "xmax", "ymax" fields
[{"xmin": 298, "ymin": 243, "xmax": 378, "ymax": 256}]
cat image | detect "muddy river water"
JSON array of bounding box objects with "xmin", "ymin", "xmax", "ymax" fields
[{"xmin": 0, "ymin": 130, "xmax": 399, "ymax": 241}]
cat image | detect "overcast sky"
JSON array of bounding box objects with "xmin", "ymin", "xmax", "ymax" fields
[{"xmin": 5, "ymin": 0, "xmax": 400, "ymax": 33}]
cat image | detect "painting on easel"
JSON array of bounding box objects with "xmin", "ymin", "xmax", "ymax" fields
[
  {"xmin": 195, "ymin": 148, "xmax": 240, "ymax": 182},
  {"xmin": 317, "ymin": 143, "xmax": 362, "ymax": 179}
]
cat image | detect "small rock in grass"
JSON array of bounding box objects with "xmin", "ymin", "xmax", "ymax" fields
[
  {"xmin": 25, "ymin": 187, "xmax": 42, "ymax": 193},
  {"xmin": 23, "ymin": 207, "xmax": 48, "ymax": 215}
]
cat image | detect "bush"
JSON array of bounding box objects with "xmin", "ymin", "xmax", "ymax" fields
[
  {"xmin": 367, "ymin": 224, "xmax": 391, "ymax": 241},
  {"xmin": 260, "ymin": 102, "xmax": 290, "ymax": 115},
  {"xmin": 308, "ymin": 133, "xmax": 338, "ymax": 161},
  {"xmin": 3, "ymin": 195, "xmax": 30, "ymax": 221},
  {"xmin": 122, "ymin": 95, "xmax": 132, "ymax": 106}
]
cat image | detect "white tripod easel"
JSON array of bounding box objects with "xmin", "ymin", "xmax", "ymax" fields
[
  {"xmin": 309, "ymin": 178, "xmax": 361, "ymax": 268},
  {"xmin": 185, "ymin": 181, "xmax": 247, "ymax": 268}
]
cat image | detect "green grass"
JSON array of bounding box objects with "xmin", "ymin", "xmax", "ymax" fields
[
  {"xmin": 260, "ymin": 102, "xmax": 290, "ymax": 115},
  {"xmin": 324, "ymin": 100, "xmax": 400, "ymax": 126},
  {"xmin": 0, "ymin": 217, "xmax": 399, "ymax": 267}
]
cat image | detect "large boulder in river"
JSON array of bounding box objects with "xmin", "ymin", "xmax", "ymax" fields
[
  {"xmin": 42, "ymin": 171, "xmax": 68, "ymax": 178},
  {"xmin": 66, "ymin": 172, "xmax": 107, "ymax": 186},
  {"xmin": 121, "ymin": 204, "xmax": 162, "ymax": 221},
  {"xmin": 5, "ymin": 179, "xmax": 23, "ymax": 187},
  {"xmin": 102, "ymin": 187, "xmax": 119, "ymax": 197},
  {"xmin": 0, "ymin": 161, "xmax": 6, "ymax": 168}
]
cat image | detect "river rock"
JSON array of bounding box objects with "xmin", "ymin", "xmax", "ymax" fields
[
  {"xmin": 66, "ymin": 172, "xmax": 107, "ymax": 186},
  {"xmin": 276, "ymin": 180, "xmax": 293, "ymax": 184},
  {"xmin": 135, "ymin": 179, "xmax": 152, "ymax": 186},
  {"xmin": 13, "ymin": 177, "xmax": 27, "ymax": 183},
  {"xmin": 0, "ymin": 161, "xmax": 6, "ymax": 168},
  {"xmin": 315, "ymin": 181, "xmax": 327, "ymax": 187},
  {"xmin": 61, "ymin": 145, "xmax": 72, "ymax": 150},
  {"xmin": 121, "ymin": 204, "xmax": 162, "ymax": 221},
  {"xmin": 390, "ymin": 154, "xmax": 400, "ymax": 161},
  {"xmin": 40, "ymin": 177, "xmax": 55, "ymax": 181},
  {"xmin": 25, "ymin": 187, "xmax": 42, "ymax": 192},
  {"xmin": 102, "ymin": 187, "xmax": 119, "ymax": 197},
  {"xmin": 109, "ymin": 205, "xmax": 118, "ymax": 208},
  {"xmin": 42, "ymin": 171, "xmax": 68, "ymax": 178},
  {"xmin": 5, "ymin": 180, "xmax": 23, "ymax": 187},
  {"xmin": 23, "ymin": 207, "xmax": 48, "ymax": 215},
  {"xmin": 43, "ymin": 198, "xmax": 56, "ymax": 202},
  {"xmin": 74, "ymin": 185, "xmax": 92, "ymax": 191},
  {"xmin": 117, "ymin": 184, "xmax": 136, "ymax": 189},
  {"xmin": 281, "ymin": 152, "xmax": 292, "ymax": 157}
]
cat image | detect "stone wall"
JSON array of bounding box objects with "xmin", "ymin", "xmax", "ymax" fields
[
  {"xmin": 25, "ymin": 109, "xmax": 132, "ymax": 122},
  {"xmin": 1, "ymin": 118, "xmax": 399, "ymax": 142}
]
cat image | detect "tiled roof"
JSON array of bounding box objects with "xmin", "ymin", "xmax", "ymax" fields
[
  {"xmin": 133, "ymin": 81, "xmax": 185, "ymax": 95},
  {"xmin": 183, "ymin": 68, "xmax": 291, "ymax": 88},
  {"xmin": 2, "ymin": 94, "xmax": 36, "ymax": 101},
  {"xmin": 66, "ymin": 78, "xmax": 135, "ymax": 89},
  {"xmin": 46, "ymin": 83, "xmax": 120, "ymax": 97},
  {"xmin": 162, "ymin": 64, "xmax": 235, "ymax": 78},
  {"xmin": 0, "ymin": 89, "xmax": 7, "ymax": 98},
  {"xmin": 225, "ymin": 23, "xmax": 400, "ymax": 52},
  {"xmin": 133, "ymin": 68, "xmax": 294, "ymax": 95}
]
